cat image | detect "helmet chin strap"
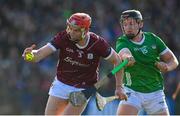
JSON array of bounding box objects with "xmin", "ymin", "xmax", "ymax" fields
[
  {"xmin": 74, "ymin": 30, "xmax": 86, "ymax": 43},
  {"xmin": 74, "ymin": 31, "xmax": 86, "ymax": 43},
  {"xmin": 66, "ymin": 26, "xmax": 70, "ymax": 34},
  {"xmin": 81, "ymin": 30, "xmax": 87, "ymax": 39}
]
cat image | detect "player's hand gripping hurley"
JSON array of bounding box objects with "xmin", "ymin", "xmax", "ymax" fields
[
  {"xmin": 69, "ymin": 59, "xmax": 128, "ymax": 107},
  {"xmin": 95, "ymin": 92, "xmax": 119, "ymax": 111}
]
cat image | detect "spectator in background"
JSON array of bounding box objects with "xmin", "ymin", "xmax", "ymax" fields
[{"xmin": 164, "ymin": 70, "xmax": 180, "ymax": 115}]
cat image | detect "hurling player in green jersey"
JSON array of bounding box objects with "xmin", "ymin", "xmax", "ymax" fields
[{"xmin": 116, "ymin": 10, "xmax": 179, "ymax": 115}]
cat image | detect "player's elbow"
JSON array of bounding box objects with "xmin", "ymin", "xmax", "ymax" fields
[
  {"xmin": 174, "ymin": 58, "xmax": 179, "ymax": 68},
  {"xmin": 173, "ymin": 55, "xmax": 179, "ymax": 68},
  {"xmin": 168, "ymin": 58, "xmax": 179, "ymax": 71}
]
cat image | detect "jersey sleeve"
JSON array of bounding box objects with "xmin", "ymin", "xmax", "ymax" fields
[
  {"xmin": 50, "ymin": 31, "xmax": 66, "ymax": 50},
  {"xmin": 153, "ymin": 34, "xmax": 168, "ymax": 55},
  {"xmin": 95, "ymin": 37, "xmax": 112, "ymax": 58},
  {"xmin": 116, "ymin": 37, "xmax": 128, "ymax": 53}
]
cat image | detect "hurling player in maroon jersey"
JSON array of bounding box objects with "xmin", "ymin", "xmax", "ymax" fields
[{"xmin": 22, "ymin": 13, "xmax": 127, "ymax": 115}]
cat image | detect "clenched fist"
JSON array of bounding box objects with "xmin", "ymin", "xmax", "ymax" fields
[
  {"xmin": 115, "ymin": 86, "xmax": 128, "ymax": 101},
  {"xmin": 155, "ymin": 61, "xmax": 168, "ymax": 73}
]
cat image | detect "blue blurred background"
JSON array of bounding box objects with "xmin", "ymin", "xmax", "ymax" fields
[{"xmin": 0, "ymin": 0, "xmax": 179, "ymax": 115}]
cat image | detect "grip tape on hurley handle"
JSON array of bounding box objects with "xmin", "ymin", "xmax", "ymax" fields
[{"xmin": 111, "ymin": 59, "xmax": 128, "ymax": 75}]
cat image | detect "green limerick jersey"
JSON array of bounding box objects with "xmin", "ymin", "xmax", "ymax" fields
[{"xmin": 116, "ymin": 32, "xmax": 168, "ymax": 93}]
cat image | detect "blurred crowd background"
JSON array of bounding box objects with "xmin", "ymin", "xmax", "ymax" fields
[{"xmin": 0, "ymin": 0, "xmax": 180, "ymax": 115}]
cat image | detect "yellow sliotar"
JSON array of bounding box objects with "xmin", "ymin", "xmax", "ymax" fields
[{"xmin": 25, "ymin": 53, "xmax": 34, "ymax": 61}]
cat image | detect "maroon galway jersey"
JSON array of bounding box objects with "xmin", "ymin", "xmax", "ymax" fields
[{"xmin": 50, "ymin": 31, "xmax": 112, "ymax": 88}]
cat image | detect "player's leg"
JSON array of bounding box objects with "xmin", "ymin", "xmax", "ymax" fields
[
  {"xmin": 46, "ymin": 77, "xmax": 86, "ymax": 115},
  {"xmin": 45, "ymin": 95, "xmax": 68, "ymax": 115},
  {"xmin": 62, "ymin": 100, "xmax": 88, "ymax": 115},
  {"xmin": 45, "ymin": 77, "xmax": 69, "ymax": 115},
  {"xmin": 117, "ymin": 87, "xmax": 141, "ymax": 115},
  {"xmin": 143, "ymin": 90, "xmax": 170, "ymax": 115},
  {"xmin": 117, "ymin": 104, "xmax": 139, "ymax": 115}
]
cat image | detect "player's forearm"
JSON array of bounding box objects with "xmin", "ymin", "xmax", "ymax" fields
[
  {"xmin": 115, "ymin": 69, "xmax": 124, "ymax": 88},
  {"xmin": 160, "ymin": 49, "xmax": 179, "ymax": 72},
  {"xmin": 114, "ymin": 59, "xmax": 124, "ymax": 88},
  {"xmin": 110, "ymin": 50, "xmax": 124, "ymax": 88},
  {"xmin": 31, "ymin": 49, "xmax": 44, "ymax": 62},
  {"xmin": 32, "ymin": 45, "xmax": 55, "ymax": 62},
  {"xmin": 166, "ymin": 57, "xmax": 179, "ymax": 71}
]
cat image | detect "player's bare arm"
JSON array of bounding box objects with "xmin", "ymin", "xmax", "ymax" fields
[
  {"xmin": 118, "ymin": 48, "xmax": 135, "ymax": 66},
  {"xmin": 22, "ymin": 43, "xmax": 55, "ymax": 62},
  {"xmin": 107, "ymin": 49, "xmax": 127, "ymax": 100},
  {"xmin": 155, "ymin": 49, "xmax": 179, "ymax": 72}
]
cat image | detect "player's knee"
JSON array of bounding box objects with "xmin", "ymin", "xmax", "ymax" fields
[{"xmin": 117, "ymin": 104, "xmax": 139, "ymax": 115}]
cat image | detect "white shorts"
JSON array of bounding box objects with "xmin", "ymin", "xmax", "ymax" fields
[
  {"xmin": 119, "ymin": 87, "xmax": 169, "ymax": 114},
  {"xmin": 48, "ymin": 77, "xmax": 85, "ymax": 99}
]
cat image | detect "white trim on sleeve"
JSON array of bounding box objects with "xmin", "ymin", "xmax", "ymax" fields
[
  {"xmin": 47, "ymin": 43, "xmax": 57, "ymax": 52},
  {"xmin": 104, "ymin": 48, "xmax": 113, "ymax": 60},
  {"xmin": 160, "ymin": 47, "xmax": 169, "ymax": 55}
]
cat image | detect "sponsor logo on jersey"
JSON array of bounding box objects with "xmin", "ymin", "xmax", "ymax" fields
[
  {"xmin": 87, "ymin": 53, "xmax": 93, "ymax": 59},
  {"xmin": 64, "ymin": 57, "xmax": 89, "ymax": 67}
]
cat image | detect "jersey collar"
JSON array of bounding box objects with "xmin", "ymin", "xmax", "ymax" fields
[
  {"xmin": 130, "ymin": 34, "xmax": 145, "ymax": 45},
  {"xmin": 75, "ymin": 32, "xmax": 90, "ymax": 49}
]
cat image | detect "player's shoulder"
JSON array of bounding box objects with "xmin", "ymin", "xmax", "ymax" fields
[
  {"xmin": 54, "ymin": 30, "xmax": 69, "ymax": 40},
  {"xmin": 116, "ymin": 34, "xmax": 128, "ymax": 43},
  {"xmin": 144, "ymin": 32, "xmax": 159, "ymax": 38},
  {"xmin": 89, "ymin": 32, "xmax": 100, "ymax": 39},
  {"xmin": 89, "ymin": 32, "xmax": 106, "ymax": 42}
]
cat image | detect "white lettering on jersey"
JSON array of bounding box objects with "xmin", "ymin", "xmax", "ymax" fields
[
  {"xmin": 134, "ymin": 46, "xmax": 148, "ymax": 54},
  {"xmin": 64, "ymin": 57, "xmax": 89, "ymax": 67},
  {"xmin": 76, "ymin": 50, "xmax": 84, "ymax": 58}
]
